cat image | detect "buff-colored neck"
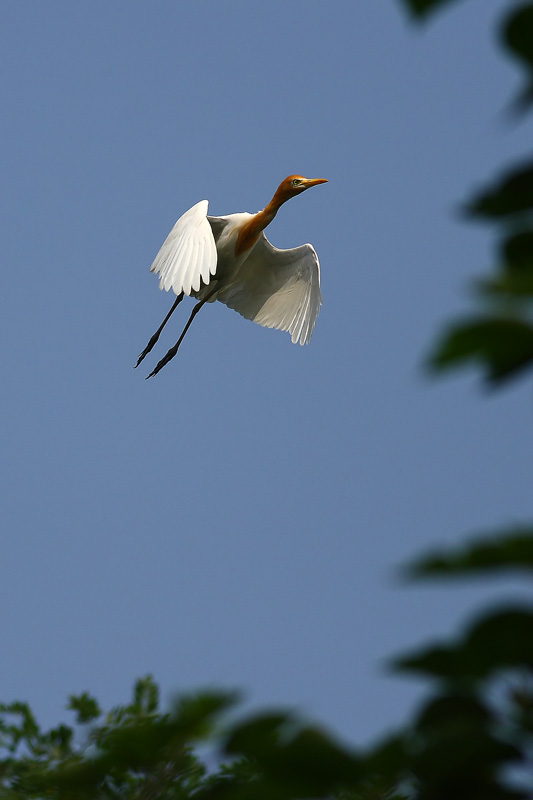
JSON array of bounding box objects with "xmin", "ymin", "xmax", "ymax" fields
[{"xmin": 235, "ymin": 187, "xmax": 291, "ymax": 256}]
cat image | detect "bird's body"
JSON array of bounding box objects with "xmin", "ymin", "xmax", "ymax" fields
[{"xmin": 136, "ymin": 175, "xmax": 327, "ymax": 377}]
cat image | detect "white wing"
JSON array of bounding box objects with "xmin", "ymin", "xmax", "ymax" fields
[
  {"xmin": 150, "ymin": 200, "xmax": 217, "ymax": 296},
  {"xmin": 217, "ymin": 234, "xmax": 322, "ymax": 345}
]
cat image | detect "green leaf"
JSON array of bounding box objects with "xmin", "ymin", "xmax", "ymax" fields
[
  {"xmin": 471, "ymin": 230, "xmax": 533, "ymax": 296},
  {"xmin": 273, "ymin": 727, "xmax": 363, "ymax": 795},
  {"xmin": 415, "ymin": 694, "xmax": 491, "ymax": 733},
  {"xmin": 500, "ymin": 229, "xmax": 533, "ymax": 271},
  {"xmin": 67, "ymin": 692, "xmax": 101, "ymax": 724},
  {"xmin": 224, "ymin": 713, "xmax": 290, "ymax": 758},
  {"xmin": 413, "ymin": 735, "xmax": 521, "ymax": 800},
  {"xmin": 478, "ymin": 273, "xmax": 533, "ymax": 298},
  {"xmin": 171, "ymin": 690, "xmax": 239, "ymax": 738},
  {"xmin": 360, "ymin": 733, "xmax": 410, "ymax": 785},
  {"xmin": 465, "ymin": 160, "xmax": 533, "ymax": 219},
  {"xmin": 503, "ymin": 3, "xmax": 533, "ymax": 68},
  {"xmin": 225, "ymin": 715, "xmax": 363, "ymax": 798},
  {"xmin": 47, "ymin": 724, "xmax": 74, "ymax": 755},
  {"xmin": 393, "ymin": 607, "xmax": 533, "ymax": 681},
  {"xmin": 399, "ymin": 0, "xmax": 462, "ymax": 20},
  {"xmin": 0, "ymin": 702, "xmax": 41, "ymax": 755},
  {"xmin": 405, "ymin": 529, "xmax": 533, "ymax": 579},
  {"xmin": 409, "ymin": 693, "xmax": 524, "ymax": 800},
  {"xmin": 132, "ymin": 674, "xmax": 159, "ymax": 714},
  {"xmin": 501, "ymin": 3, "xmax": 533, "ymax": 110},
  {"xmin": 428, "ymin": 316, "xmax": 533, "ymax": 384}
]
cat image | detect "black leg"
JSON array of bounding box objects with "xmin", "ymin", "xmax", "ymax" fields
[
  {"xmin": 135, "ymin": 293, "xmax": 184, "ymax": 368},
  {"xmin": 145, "ymin": 287, "xmax": 217, "ymax": 378}
]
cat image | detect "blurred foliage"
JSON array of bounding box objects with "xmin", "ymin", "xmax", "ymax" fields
[
  {"xmin": 502, "ymin": 4, "xmax": 533, "ymax": 111},
  {"xmin": 399, "ymin": 3, "xmax": 533, "ymax": 796},
  {"xmin": 428, "ymin": 317, "xmax": 533, "ymax": 384},
  {"xmin": 404, "ymin": 528, "xmax": 533, "ymax": 578},
  {"xmin": 0, "ymin": 676, "xmax": 406, "ymax": 800},
  {"xmin": 400, "ymin": 0, "xmax": 460, "ymax": 20},
  {"xmin": 414, "ymin": 2, "xmax": 533, "ymax": 385},
  {"xmin": 3, "ymin": 1, "xmax": 533, "ymax": 799},
  {"xmin": 393, "ymin": 607, "xmax": 533, "ymax": 682}
]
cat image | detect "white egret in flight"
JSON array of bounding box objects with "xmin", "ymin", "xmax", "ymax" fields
[{"xmin": 136, "ymin": 175, "xmax": 328, "ymax": 377}]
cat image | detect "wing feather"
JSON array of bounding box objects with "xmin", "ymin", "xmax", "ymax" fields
[
  {"xmin": 217, "ymin": 234, "xmax": 322, "ymax": 345},
  {"xmin": 180, "ymin": 238, "xmax": 197, "ymax": 296},
  {"xmin": 150, "ymin": 200, "xmax": 217, "ymax": 296},
  {"xmin": 195, "ymin": 238, "xmax": 205, "ymax": 291}
]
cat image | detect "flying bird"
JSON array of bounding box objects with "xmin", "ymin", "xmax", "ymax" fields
[{"xmin": 135, "ymin": 175, "xmax": 328, "ymax": 378}]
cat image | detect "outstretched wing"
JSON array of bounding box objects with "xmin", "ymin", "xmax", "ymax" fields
[
  {"xmin": 150, "ymin": 201, "xmax": 218, "ymax": 296},
  {"xmin": 218, "ymin": 234, "xmax": 322, "ymax": 345}
]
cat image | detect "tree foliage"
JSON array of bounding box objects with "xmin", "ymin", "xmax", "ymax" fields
[
  {"xmin": 3, "ymin": 1, "xmax": 533, "ymax": 798},
  {"xmin": 423, "ymin": 2, "xmax": 533, "ymax": 385},
  {"xmin": 0, "ymin": 677, "xmax": 402, "ymax": 799}
]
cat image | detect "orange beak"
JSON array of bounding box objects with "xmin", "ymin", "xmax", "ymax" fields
[{"xmin": 303, "ymin": 178, "xmax": 328, "ymax": 188}]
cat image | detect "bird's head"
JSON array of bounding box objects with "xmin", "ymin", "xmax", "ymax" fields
[{"xmin": 274, "ymin": 175, "xmax": 328, "ymax": 204}]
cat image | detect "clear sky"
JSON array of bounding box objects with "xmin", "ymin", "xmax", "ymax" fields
[{"xmin": 2, "ymin": 0, "xmax": 532, "ymax": 747}]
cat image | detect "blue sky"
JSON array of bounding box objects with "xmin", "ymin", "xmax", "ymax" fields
[{"xmin": 2, "ymin": 0, "xmax": 532, "ymax": 747}]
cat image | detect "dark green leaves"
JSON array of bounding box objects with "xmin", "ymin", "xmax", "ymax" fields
[
  {"xmin": 466, "ymin": 161, "xmax": 533, "ymax": 220},
  {"xmin": 405, "ymin": 529, "xmax": 533, "ymax": 578},
  {"xmin": 393, "ymin": 522, "xmax": 533, "ymax": 798},
  {"xmin": 428, "ymin": 156, "xmax": 533, "ymax": 386},
  {"xmin": 500, "ymin": 229, "xmax": 533, "ymax": 272},
  {"xmin": 0, "ymin": 679, "xmax": 241, "ymax": 800},
  {"xmin": 222, "ymin": 716, "xmax": 363, "ymax": 799},
  {"xmin": 401, "ymin": 0, "xmax": 533, "ymax": 114},
  {"xmin": 0, "ymin": 681, "xmax": 375, "ymax": 800},
  {"xmin": 428, "ymin": 317, "xmax": 533, "ymax": 384},
  {"xmin": 399, "ymin": 0, "xmax": 462, "ymax": 20},
  {"xmin": 132, "ymin": 673, "xmax": 159, "ymax": 714},
  {"xmin": 408, "ymin": 693, "xmax": 523, "ymax": 800},
  {"xmin": 400, "ymin": 0, "xmax": 533, "ymax": 391},
  {"xmin": 67, "ymin": 692, "xmax": 101, "ymax": 724},
  {"xmin": 502, "ymin": 4, "xmax": 533, "ymax": 110},
  {"xmin": 504, "ymin": 5, "xmax": 533, "ymax": 69},
  {"xmin": 393, "ymin": 608, "xmax": 533, "ymax": 682},
  {"xmin": 0, "ymin": 702, "xmax": 39, "ymax": 758},
  {"xmin": 392, "ymin": 6, "xmax": 533, "ymax": 786}
]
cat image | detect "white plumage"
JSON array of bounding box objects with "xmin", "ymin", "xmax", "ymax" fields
[
  {"xmin": 136, "ymin": 174, "xmax": 327, "ymax": 377},
  {"xmin": 152, "ymin": 201, "xmax": 217, "ymax": 295},
  {"xmin": 216, "ymin": 234, "xmax": 321, "ymax": 346}
]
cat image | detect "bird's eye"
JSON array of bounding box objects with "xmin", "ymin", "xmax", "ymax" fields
[{"xmin": 291, "ymin": 179, "xmax": 302, "ymax": 186}]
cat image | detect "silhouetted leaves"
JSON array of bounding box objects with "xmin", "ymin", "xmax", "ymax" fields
[
  {"xmin": 409, "ymin": 694, "xmax": 522, "ymax": 800},
  {"xmin": 415, "ymin": 693, "xmax": 491, "ymax": 731},
  {"xmin": 416, "ymin": 0, "xmax": 533, "ymax": 391},
  {"xmin": 478, "ymin": 273, "xmax": 533, "ymax": 299},
  {"xmin": 0, "ymin": 701, "xmax": 40, "ymax": 755},
  {"xmin": 428, "ymin": 317, "xmax": 533, "ymax": 384},
  {"xmin": 501, "ymin": 4, "xmax": 533, "ymax": 111},
  {"xmin": 504, "ymin": 4, "xmax": 533, "ymax": 69},
  {"xmin": 67, "ymin": 692, "xmax": 101, "ymax": 724},
  {"xmin": 501, "ymin": 229, "xmax": 533, "ymax": 271},
  {"xmin": 393, "ymin": 608, "xmax": 533, "ymax": 682},
  {"xmin": 429, "ymin": 162, "xmax": 533, "ymax": 387},
  {"xmin": 405, "ymin": 529, "xmax": 533, "ymax": 578},
  {"xmin": 2, "ymin": 681, "xmax": 387, "ymax": 800},
  {"xmin": 132, "ymin": 672, "xmax": 160, "ymax": 714},
  {"xmin": 223, "ymin": 716, "xmax": 363, "ymax": 799},
  {"xmin": 479, "ymin": 228, "xmax": 533, "ymax": 297},
  {"xmin": 466, "ymin": 161, "xmax": 533, "ymax": 220},
  {"xmin": 0, "ymin": 679, "xmax": 246, "ymax": 800},
  {"xmin": 400, "ymin": 0, "xmax": 461, "ymax": 20},
  {"xmin": 428, "ymin": 160, "xmax": 533, "ymax": 387}
]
